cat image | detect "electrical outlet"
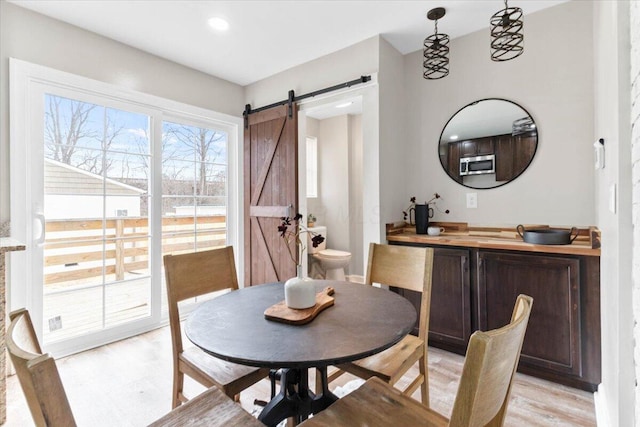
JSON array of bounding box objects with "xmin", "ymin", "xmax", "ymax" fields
[
  {"xmin": 466, "ymin": 193, "xmax": 478, "ymax": 209},
  {"xmin": 48, "ymin": 316, "xmax": 62, "ymax": 332}
]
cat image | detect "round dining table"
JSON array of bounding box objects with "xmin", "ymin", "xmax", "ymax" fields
[{"xmin": 185, "ymin": 280, "xmax": 416, "ymax": 426}]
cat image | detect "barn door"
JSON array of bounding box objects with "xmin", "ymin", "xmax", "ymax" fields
[{"xmin": 244, "ymin": 105, "xmax": 298, "ymax": 286}]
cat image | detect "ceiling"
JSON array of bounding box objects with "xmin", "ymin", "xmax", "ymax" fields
[{"xmin": 9, "ymin": 0, "xmax": 568, "ymax": 86}]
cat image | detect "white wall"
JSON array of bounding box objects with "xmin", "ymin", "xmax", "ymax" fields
[
  {"xmin": 316, "ymin": 116, "xmax": 351, "ymax": 254},
  {"xmin": 403, "ymin": 1, "xmax": 595, "ymax": 226},
  {"xmin": 633, "ymin": 0, "xmax": 640, "ymax": 420},
  {"xmin": 594, "ymin": 1, "xmax": 634, "ymax": 426},
  {"xmin": 632, "ymin": 0, "xmax": 640, "ymax": 419},
  {"xmin": 0, "ymin": 2, "xmax": 244, "ymax": 221},
  {"xmin": 349, "ymin": 114, "xmax": 364, "ymax": 275},
  {"xmin": 305, "ymin": 113, "xmax": 364, "ymax": 277}
]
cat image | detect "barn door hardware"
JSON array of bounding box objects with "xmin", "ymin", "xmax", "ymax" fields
[{"xmin": 243, "ymin": 75, "xmax": 372, "ymax": 128}]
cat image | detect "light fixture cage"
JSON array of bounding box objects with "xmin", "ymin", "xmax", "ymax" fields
[
  {"xmin": 490, "ymin": 1, "xmax": 524, "ymax": 62},
  {"xmin": 423, "ymin": 7, "xmax": 449, "ymax": 80}
]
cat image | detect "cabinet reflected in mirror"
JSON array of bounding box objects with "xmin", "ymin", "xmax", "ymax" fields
[{"xmin": 438, "ymin": 98, "xmax": 537, "ymax": 189}]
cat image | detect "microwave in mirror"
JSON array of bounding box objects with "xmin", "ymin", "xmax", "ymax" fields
[
  {"xmin": 438, "ymin": 98, "xmax": 538, "ymax": 189},
  {"xmin": 460, "ymin": 154, "xmax": 495, "ymax": 176}
]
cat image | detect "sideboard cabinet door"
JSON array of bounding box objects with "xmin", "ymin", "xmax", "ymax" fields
[
  {"xmin": 390, "ymin": 247, "xmax": 471, "ymax": 354},
  {"xmin": 428, "ymin": 248, "xmax": 471, "ymax": 352},
  {"xmin": 478, "ymin": 251, "xmax": 581, "ymax": 377}
]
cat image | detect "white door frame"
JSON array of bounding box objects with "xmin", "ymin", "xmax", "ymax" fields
[{"xmin": 296, "ymin": 74, "xmax": 380, "ymax": 276}]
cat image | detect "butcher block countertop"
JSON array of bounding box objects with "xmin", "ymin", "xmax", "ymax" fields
[{"xmin": 386, "ymin": 222, "xmax": 601, "ymax": 257}]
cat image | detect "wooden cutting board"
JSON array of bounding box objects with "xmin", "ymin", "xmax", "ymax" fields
[{"xmin": 264, "ymin": 287, "xmax": 335, "ymax": 325}]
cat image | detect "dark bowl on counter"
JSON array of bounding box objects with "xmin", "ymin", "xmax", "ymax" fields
[{"xmin": 516, "ymin": 225, "xmax": 579, "ymax": 245}]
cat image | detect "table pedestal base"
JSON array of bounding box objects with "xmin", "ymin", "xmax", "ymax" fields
[{"xmin": 258, "ymin": 367, "xmax": 338, "ymax": 426}]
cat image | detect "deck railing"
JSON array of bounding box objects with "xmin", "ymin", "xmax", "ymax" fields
[{"xmin": 44, "ymin": 215, "xmax": 226, "ymax": 287}]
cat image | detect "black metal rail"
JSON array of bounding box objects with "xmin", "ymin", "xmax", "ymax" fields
[{"xmin": 243, "ymin": 75, "xmax": 372, "ymax": 128}]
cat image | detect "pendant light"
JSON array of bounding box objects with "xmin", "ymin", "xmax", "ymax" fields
[
  {"xmin": 423, "ymin": 7, "xmax": 449, "ymax": 80},
  {"xmin": 490, "ymin": 0, "xmax": 524, "ymax": 61}
]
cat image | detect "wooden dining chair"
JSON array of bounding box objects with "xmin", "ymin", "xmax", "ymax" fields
[
  {"xmin": 7, "ymin": 308, "xmax": 263, "ymax": 427},
  {"xmin": 321, "ymin": 243, "xmax": 434, "ymax": 406},
  {"xmin": 301, "ymin": 294, "xmax": 533, "ymax": 427},
  {"xmin": 163, "ymin": 246, "xmax": 269, "ymax": 408}
]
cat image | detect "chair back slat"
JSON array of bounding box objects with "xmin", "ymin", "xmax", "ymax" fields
[
  {"xmin": 365, "ymin": 243, "xmax": 432, "ymax": 294},
  {"xmin": 163, "ymin": 246, "xmax": 239, "ymax": 360},
  {"xmin": 449, "ymin": 294, "xmax": 533, "ymax": 427},
  {"xmin": 7, "ymin": 309, "xmax": 77, "ymax": 427},
  {"xmin": 27, "ymin": 355, "xmax": 77, "ymax": 427},
  {"xmin": 164, "ymin": 246, "xmax": 239, "ymax": 304},
  {"xmin": 365, "ymin": 243, "xmax": 434, "ymax": 340}
]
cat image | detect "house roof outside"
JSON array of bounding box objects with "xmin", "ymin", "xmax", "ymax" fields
[{"xmin": 44, "ymin": 158, "xmax": 146, "ymax": 196}]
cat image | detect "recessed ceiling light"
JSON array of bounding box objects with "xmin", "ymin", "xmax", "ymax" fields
[
  {"xmin": 335, "ymin": 101, "xmax": 353, "ymax": 109},
  {"xmin": 450, "ymin": 135, "xmax": 459, "ymax": 140},
  {"xmin": 208, "ymin": 17, "xmax": 229, "ymax": 32}
]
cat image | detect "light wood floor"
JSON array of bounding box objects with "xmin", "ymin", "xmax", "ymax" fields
[{"xmin": 5, "ymin": 325, "xmax": 596, "ymax": 426}]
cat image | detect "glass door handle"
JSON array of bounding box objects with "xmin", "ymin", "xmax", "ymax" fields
[{"xmin": 34, "ymin": 213, "xmax": 46, "ymax": 246}]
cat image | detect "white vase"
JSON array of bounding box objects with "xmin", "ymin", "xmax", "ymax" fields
[{"xmin": 284, "ymin": 265, "xmax": 316, "ymax": 309}]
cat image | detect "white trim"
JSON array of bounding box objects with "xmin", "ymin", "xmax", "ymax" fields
[
  {"xmin": 10, "ymin": 58, "xmax": 240, "ymax": 129},
  {"xmin": 594, "ymin": 383, "xmax": 612, "ymax": 427},
  {"xmin": 296, "ymin": 75, "xmax": 379, "ymax": 277},
  {"xmin": 9, "ymin": 58, "xmax": 242, "ymax": 355}
]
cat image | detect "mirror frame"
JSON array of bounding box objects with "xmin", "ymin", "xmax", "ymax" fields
[{"xmin": 438, "ymin": 98, "xmax": 538, "ymax": 190}]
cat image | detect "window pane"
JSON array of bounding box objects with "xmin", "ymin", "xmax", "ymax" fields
[
  {"xmin": 306, "ymin": 136, "xmax": 318, "ymax": 198},
  {"xmin": 162, "ymin": 159, "xmax": 196, "ymax": 196},
  {"xmin": 161, "ymin": 121, "xmax": 228, "ymax": 255},
  {"xmin": 42, "ymin": 93, "xmax": 152, "ymax": 345},
  {"xmin": 44, "ymin": 95, "xmax": 103, "ymax": 154},
  {"xmin": 161, "ymin": 121, "xmax": 228, "ymax": 310}
]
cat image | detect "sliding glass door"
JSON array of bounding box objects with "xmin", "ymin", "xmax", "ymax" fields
[
  {"xmin": 42, "ymin": 93, "xmax": 153, "ymax": 348},
  {"xmin": 10, "ymin": 59, "xmax": 240, "ymax": 356}
]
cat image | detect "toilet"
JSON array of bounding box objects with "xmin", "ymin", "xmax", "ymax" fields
[{"xmin": 306, "ymin": 226, "xmax": 352, "ymax": 281}]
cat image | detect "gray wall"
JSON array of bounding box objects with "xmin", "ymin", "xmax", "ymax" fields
[
  {"xmin": 378, "ymin": 37, "xmax": 408, "ymax": 235},
  {"xmin": 403, "ymin": 1, "xmax": 595, "ymax": 226},
  {"xmin": 0, "ymin": 2, "xmax": 244, "ymax": 220},
  {"xmin": 244, "ymin": 37, "xmax": 379, "ymax": 108}
]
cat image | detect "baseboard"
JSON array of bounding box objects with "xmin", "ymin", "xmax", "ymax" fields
[{"xmin": 594, "ymin": 383, "xmax": 611, "ymax": 427}]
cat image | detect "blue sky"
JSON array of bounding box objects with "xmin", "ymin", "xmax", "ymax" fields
[{"xmin": 44, "ymin": 94, "xmax": 228, "ymax": 183}]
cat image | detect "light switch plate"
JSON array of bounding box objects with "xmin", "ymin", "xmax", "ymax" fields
[
  {"xmin": 609, "ymin": 183, "xmax": 616, "ymax": 214},
  {"xmin": 466, "ymin": 193, "xmax": 478, "ymax": 209}
]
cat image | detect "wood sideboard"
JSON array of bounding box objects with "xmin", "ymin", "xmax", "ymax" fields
[{"xmin": 387, "ymin": 223, "xmax": 601, "ymax": 392}]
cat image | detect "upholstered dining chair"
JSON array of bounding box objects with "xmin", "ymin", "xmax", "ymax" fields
[
  {"xmin": 321, "ymin": 243, "xmax": 434, "ymax": 406},
  {"xmin": 164, "ymin": 246, "xmax": 269, "ymax": 408},
  {"xmin": 302, "ymin": 294, "xmax": 534, "ymax": 427},
  {"xmin": 7, "ymin": 308, "xmax": 262, "ymax": 427}
]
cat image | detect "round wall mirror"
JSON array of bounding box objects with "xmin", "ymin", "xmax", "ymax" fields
[{"xmin": 438, "ymin": 98, "xmax": 538, "ymax": 189}]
